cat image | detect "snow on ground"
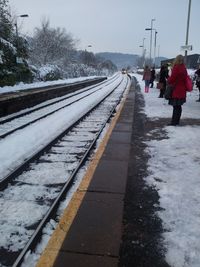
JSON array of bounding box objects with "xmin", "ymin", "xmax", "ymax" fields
[
  {"xmin": 1, "ymin": 73, "xmax": 200, "ymax": 266},
  {"xmin": 0, "ymin": 74, "xmax": 128, "ymax": 266},
  {"xmin": 0, "ymin": 74, "xmax": 123, "ymax": 181},
  {"xmin": 0, "ymin": 76, "xmax": 101, "ymax": 94},
  {"xmin": 134, "ymin": 73, "xmax": 200, "ymax": 267}
]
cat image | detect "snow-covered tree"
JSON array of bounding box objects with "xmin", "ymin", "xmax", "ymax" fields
[
  {"xmin": 0, "ymin": 0, "xmax": 12, "ymax": 40},
  {"xmin": 0, "ymin": 2, "xmax": 116, "ymax": 85},
  {"xmin": 29, "ymin": 19, "xmax": 76, "ymax": 66},
  {"xmin": 79, "ymin": 50, "xmax": 97, "ymax": 66},
  {"xmin": 0, "ymin": 0, "xmax": 32, "ymax": 86},
  {"xmin": 98, "ymin": 59, "xmax": 118, "ymax": 75}
]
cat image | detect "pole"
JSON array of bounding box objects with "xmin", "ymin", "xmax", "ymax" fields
[
  {"xmin": 142, "ymin": 38, "xmax": 145, "ymax": 67},
  {"xmin": 150, "ymin": 19, "xmax": 155, "ymax": 66},
  {"xmin": 15, "ymin": 22, "xmax": 19, "ymax": 52},
  {"xmin": 143, "ymin": 49, "xmax": 146, "ymax": 67},
  {"xmin": 15, "ymin": 14, "xmax": 29, "ymax": 60},
  {"xmin": 185, "ymin": 0, "xmax": 192, "ymax": 66},
  {"xmin": 153, "ymin": 31, "xmax": 157, "ymax": 66},
  {"xmin": 157, "ymin": 45, "xmax": 160, "ymax": 59},
  {"xmin": 84, "ymin": 45, "xmax": 92, "ymax": 65}
]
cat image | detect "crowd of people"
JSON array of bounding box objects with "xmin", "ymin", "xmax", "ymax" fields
[{"xmin": 142, "ymin": 54, "xmax": 200, "ymax": 126}]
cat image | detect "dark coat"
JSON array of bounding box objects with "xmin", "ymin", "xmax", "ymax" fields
[
  {"xmin": 159, "ymin": 66, "xmax": 168, "ymax": 86},
  {"xmin": 150, "ymin": 69, "xmax": 156, "ymax": 81},
  {"xmin": 195, "ymin": 69, "xmax": 200, "ymax": 76},
  {"xmin": 195, "ymin": 69, "xmax": 200, "ymax": 88}
]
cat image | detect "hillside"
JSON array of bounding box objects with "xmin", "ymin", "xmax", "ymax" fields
[
  {"xmin": 96, "ymin": 52, "xmax": 139, "ymax": 70},
  {"xmin": 96, "ymin": 52, "xmax": 168, "ymax": 70}
]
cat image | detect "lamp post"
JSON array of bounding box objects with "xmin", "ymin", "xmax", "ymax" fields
[
  {"xmin": 185, "ymin": 0, "xmax": 192, "ymax": 65},
  {"xmin": 85, "ymin": 44, "xmax": 92, "ymax": 52},
  {"xmin": 15, "ymin": 14, "xmax": 29, "ymax": 62},
  {"xmin": 84, "ymin": 45, "xmax": 92, "ymax": 65},
  {"xmin": 157, "ymin": 45, "xmax": 160, "ymax": 60},
  {"xmin": 153, "ymin": 30, "xmax": 158, "ymax": 66},
  {"xmin": 145, "ymin": 18, "xmax": 155, "ymax": 66},
  {"xmin": 15, "ymin": 14, "xmax": 29, "ymax": 38},
  {"xmin": 139, "ymin": 38, "xmax": 146, "ymax": 67}
]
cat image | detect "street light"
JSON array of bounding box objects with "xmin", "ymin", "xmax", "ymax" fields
[
  {"xmin": 157, "ymin": 44, "xmax": 160, "ymax": 59},
  {"xmin": 153, "ymin": 30, "xmax": 158, "ymax": 66},
  {"xmin": 18, "ymin": 14, "xmax": 29, "ymax": 18},
  {"xmin": 85, "ymin": 45, "xmax": 92, "ymax": 52},
  {"xmin": 84, "ymin": 45, "xmax": 92, "ymax": 65},
  {"xmin": 15, "ymin": 14, "xmax": 29, "ymax": 39},
  {"xmin": 15, "ymin": 14, "xmax": 29, "ymax": 63},
  {"xmin": 145, "ymin": 18, "xmax": 155, "ymax": 66},
  {"xmin": 139, "ymin": 37, "xmax": 146, "ymax": 67}
]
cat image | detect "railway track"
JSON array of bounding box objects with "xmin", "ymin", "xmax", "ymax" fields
[
  {"xmin": 0, "ymin": 77, "xmax": 107, "ymax": 117},
  {"xmin": 0, "ymin": 73, "xmax": 122, "ymax": 182},
  {"xmin": 0, "ymin": 74, "xmax": 119, "ymax": 139},
  {"xmin": 0, "ymin": 74, "xmax": 131, "ymax": 267}
]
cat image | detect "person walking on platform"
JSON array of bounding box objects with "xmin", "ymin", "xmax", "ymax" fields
[
  {"xmin": 142, "ymin": 65, "xmax": 151, "ymax": 93},
  {"xmin": 158, "ymin": 64, "xmax": 169, "ymax": 98},
  {"xmin": 149, "ymin": 66, "xmax": 156, "ymax": 88},
  {"xmin": 195, "ymin": 65, "xmax": 200, "ymax": 102},
  {"xmin": 167, "ymin": 54, "xmax": 188, "ymax": 126}
]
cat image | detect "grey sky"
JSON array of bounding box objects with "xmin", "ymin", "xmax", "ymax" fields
[{"xmin": 9, "ymin": 0, "xmax": 199, "ymax": 59}]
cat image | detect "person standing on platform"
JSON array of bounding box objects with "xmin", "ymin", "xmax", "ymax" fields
[
  {"xmin": 195, "ymin": 65, "xmax": 200, "ymax": 102},
  {"xmin": 142, "ymin": 65, "xmax": 151, "ymax": 93},
  {"xmin": 167, "ymin": 55, "xmax": 188, "ymax": 126},
  {"xmin": 150, "ymin": 66, "xmax": 156, "ymax": 88},
  {"xmin": 158, "ymin": 64, "xmax": 169, "ymax": 98}
]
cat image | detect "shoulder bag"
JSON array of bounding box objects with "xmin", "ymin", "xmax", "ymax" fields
[
  {"xmin": 156, "ymin": 82, "xmax": 163, "ymax": 89},
  {"xmin": 186, "ymin": 75, "xmax": 193, "ymax": 92},
  {"xmin": 164, "ymin": 84, "xmax": 174, "ymax": 100}
]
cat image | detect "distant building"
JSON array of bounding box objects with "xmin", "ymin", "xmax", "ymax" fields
[{"xmin": 161, "ymin": 54, "xmax": 200, "ymax": 69}]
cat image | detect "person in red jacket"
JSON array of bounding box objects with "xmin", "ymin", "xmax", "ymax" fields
[
  {"xmin": 167, "ymin": 54, "xmax": 188, "ymax": 126},
  {"xmin": 142, "ymin": 65, "xmax": 151, "ymax": 93}
]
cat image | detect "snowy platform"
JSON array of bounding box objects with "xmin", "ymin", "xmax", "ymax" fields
[{"xmin": 36, "ymin": 75, "xmax": 200, "ymax": 267}]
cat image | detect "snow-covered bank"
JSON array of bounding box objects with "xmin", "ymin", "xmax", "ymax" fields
[
  {"xmin": 0, "ymin": 76, "xmax": 101, "ymax": 94},
  {"xmin": 134, "ymin": 73, "xmax": 200, "ymax": 267}
]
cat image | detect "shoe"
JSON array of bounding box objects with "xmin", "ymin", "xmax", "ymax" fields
[
  {"xmin": 167, "ymin": 123, "xmax": 177, "ymax": 126},
  {"xmin": 196, "ymin": 99, "xmax": 200, "ymax": 102}
]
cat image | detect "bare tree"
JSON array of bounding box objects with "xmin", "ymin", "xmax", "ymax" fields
[
  {"xmin": 79, "ymin": 50, "xmax": 97, "ymax": 66},
  {"xmin": 29, "ymin": 19, "xmax": 76, "ymax": 66}
]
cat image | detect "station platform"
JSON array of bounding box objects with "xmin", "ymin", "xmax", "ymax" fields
[
  {"xmin": 36, "ymin": 77, "xmax": 168, "ymax": 267},
  {"xmin": 0, "ymin": 77, "xmax": 106, "ymax": 116}
]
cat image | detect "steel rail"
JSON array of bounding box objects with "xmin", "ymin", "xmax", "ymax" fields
[
  {"xmin": 0, "ymin": 76, "xmax": 119, "ymax": 124},
  {"xmin": 0, "ymin": 75, "xmax": 120, "ymax": 139},
  {"xmin": 11, "ymin": 75, "xmax": 130, "ymax": 267},
  {"xmin": 0, "ymin": 77, "xmax": 111, "ymax": 125},
  {"xmin": 0, "ymin": 76, "xmax": 125, "ymax": 190},
  {"xmin": 0, "ymin": 77, "xmax": 107, "ymax": 118}
]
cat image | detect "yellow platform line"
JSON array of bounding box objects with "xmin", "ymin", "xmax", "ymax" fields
[{"xmin": 36, "ymin": 82, "xmax": 131, "ymax": 267}]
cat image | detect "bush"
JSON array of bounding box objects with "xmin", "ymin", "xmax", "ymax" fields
[
  {"xmin": 0, "ymin": 71, "xmax": 16, "ymax": 87},
  {"xmin": 37, "ymin": 65, "xmax": 63, "ymax": 81}
]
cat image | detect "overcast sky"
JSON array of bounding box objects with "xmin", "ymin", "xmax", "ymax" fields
[{"xmin": 8, "ymin": 0, "xmax": 199, "ymax": 59}]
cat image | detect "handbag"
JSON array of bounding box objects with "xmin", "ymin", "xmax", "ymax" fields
[
  {"xmin": 186, "ymin": 75, "xmax": 193, "ymax": 92},
  {"xmin": 156, "ymin": 82, "xmax": 163, "ymax": 89},
  {"xmin": 164, "ymin": 84, "xmax": 174, "ymax": 100}
]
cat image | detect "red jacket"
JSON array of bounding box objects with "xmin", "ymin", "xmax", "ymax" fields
[
  {"xmin": 143, "ymin": 69, "xmax": 151, "ymax": 81},
  {"xmin": 167, "ymin": 64, "xmax": 187, "ymax": 99}
]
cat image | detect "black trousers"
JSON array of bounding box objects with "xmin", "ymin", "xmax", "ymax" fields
[
  {"xmin": 159, "ymin": 87, "xmax": 166, "ymax": 98},
  {"xmin": 150, "ymin": 80, "xmax": 154, "ymax": 88},
  {"xmin": 171, "ymin": 105, "xmax": 182, "ymax": 125}
]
